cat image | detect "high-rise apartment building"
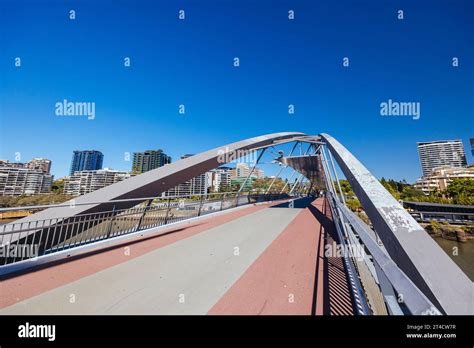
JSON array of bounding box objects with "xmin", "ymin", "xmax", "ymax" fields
[
  {"xmin": 0, "ymin": 159, "xmax": 53, "ymax": 196},
  {"xmin": 414, "ymin": 165, "xmax": 474, "ymax": 194},
  {"xmin": 207, "ymin": 167, "xmax": 232, "ymax": 192},
  {"xmin": 64, "ymin": 169, "xmax": 133, "ymax": 196},
  {"xmin": 234, "ymin": 163, "xmax": 250, "ymax": 178},
  {"xmin": 0, "ymin": 166, "xmax": 53, "ymax": 196},
  {"xmin": 470, "ymin": 138, "xmax": 474, "ymax": 156},
  {"xmin": 253, "ymin": 167, "xmax": 265, "ymax": 179},
  {"xmin": 132, "ymin": 150, "xmax": 171, "ymax": 173},
  {"xmin": 26, "ymin": 158, "xmax": 51, "ymax": 174},
  {"xmin": 230, "ymin": 163, "xmax": 264, "ymax": 180},
  {"xmin": 165, "ymin": 155, "xmax": 208, "ymax": 197},
  {"xmin": 166, "ymin": 173, "xmax": 208, "ymax": 197},
  {"xmin": 417, "ymin": 140, "xmax": 467, "ymax": 177},
  {"xmin": 0, "ymin": 160, "xmax": 24, "ymax": 169},
  {"xmin": 70, "ymin": 150, "xmax": 104, "ymax": 175}
]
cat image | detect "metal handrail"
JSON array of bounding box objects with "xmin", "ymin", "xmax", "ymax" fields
[
  {"xmin": 0, "ymin": 190, "xmax": 283, "ymax": 212},
  {"xmin": 0, "ymin": 192, "xmax": 285, "ymax": 229},
  {"xmin": 0, "ymin": 192, "xmax": 290, "ymax": 267},
  {"xmin": 324, "ymin": 191, "xmax": 371, "ymax": 315},
  {"xmin": 0, "ymin": 206, "xmax": 168, "ymax": 235},
  {"xmin": 330, "ymin": 193, "xmax": 442, "ymax": 315}
]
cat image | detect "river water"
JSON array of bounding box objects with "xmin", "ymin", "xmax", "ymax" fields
[{"xmin": 433, "ymin": 237, "xmax": 474, "ymax": 281}]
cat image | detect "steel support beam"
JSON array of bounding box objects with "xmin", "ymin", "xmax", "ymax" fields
[
  {"xmin": 289, "ymin": 174, "xmax": 304, "ymax": 195},
  {"xmin": 335, "ymin": 200, "xmax": 441, "ymax": 315},
  {"xmin": 320, "ymin": 133, "xmax": 473, "ymax": 315},
  {"xmin": 266, "ymin": 141, "xmax": 299, "ymax": 194},
  {"xmin": 327, "ymin": 148, "xmax": 346, "ymax": 205},
  {"xmin": 3, "ymin": 132, "xmax": 305, "ymax": 245},
  {"xmin": 237, "ymin": 148, "xmax": 266, "ymax": 193},
  {"xmin": 280, "ymin": 144, "xmax": 312, "ymax": 194}
]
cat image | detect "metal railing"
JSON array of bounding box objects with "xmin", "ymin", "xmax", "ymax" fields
[
  {"xmin": 317, "ymin": 139, "xmax": 442, "ymax": 315},
  {"xmin": 0, "ymin": 191, "xmax": 289, "ymax": 267},
  {"xmin": 326, "ymin": 190, "xmax": 442, "ymax": 315}
]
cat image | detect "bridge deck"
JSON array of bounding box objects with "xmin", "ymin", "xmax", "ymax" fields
[{"xmin": 0, "ymin": 198, "xmax": 355, "ymax": 315}]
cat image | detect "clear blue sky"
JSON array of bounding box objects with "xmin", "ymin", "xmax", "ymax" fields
[{"xmin": 1, "ymin": 0, "xmax": 473, "ymax": 183}]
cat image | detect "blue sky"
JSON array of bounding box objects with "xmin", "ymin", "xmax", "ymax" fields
[{"xmin": 1, "ymin": 0, "xmax": 473, "ymax": 182}]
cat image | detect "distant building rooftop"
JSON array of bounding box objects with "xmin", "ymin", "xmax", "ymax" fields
[{"xmin": 402, "ymin": 201, "xmax": 474, "ymax": 213}]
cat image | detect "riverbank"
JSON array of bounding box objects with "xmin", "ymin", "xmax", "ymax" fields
[{"xmin": 422, "ymin": 221, "xmax": 474, "ymax": 243}]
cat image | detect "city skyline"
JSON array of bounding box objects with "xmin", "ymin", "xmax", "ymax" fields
[
  {"xmin": 1, "ymin": 0, "xmax": 473, "ymax": 182},
  {"xmin": 1, "ymin": 136, "xmax": 472, "ymax": 183}
]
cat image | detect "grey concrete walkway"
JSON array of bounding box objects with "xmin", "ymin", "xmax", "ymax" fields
[{"xmin": 0, "ymin": 200, "xmax": 307, "ymax": 314}]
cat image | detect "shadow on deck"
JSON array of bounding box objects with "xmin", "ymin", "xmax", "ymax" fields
[{"xmin": 308, "ymin": 198, "xmax": 356, "ymax": 315}]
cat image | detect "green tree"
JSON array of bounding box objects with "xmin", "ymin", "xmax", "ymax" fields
[
  {"xmin": 380, "ymin": 177, "xmax": 400, "ymax": 199},
  {"xmin": 51, "ymin": 179, "xmax": 65, "ymax": 194},
  {"xmin": 334, "ymin": 180, "xmax": 355, "ymax": 199},
  {"xmin": 346, "ymin": 198, "xmax": 361, "ymax": 212},
  {"xmin": 400, "ymin": 186, "xmax": 425, "ymax": 201},
  {"xmin": 447, "ymin": 178, "xmax": 474, "ymax": 204}
]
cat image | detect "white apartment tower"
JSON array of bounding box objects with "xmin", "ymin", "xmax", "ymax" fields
[
  {"xmin": 417, "ymin": 140, "xmax": 467, "ymax": 177},
  {"xmin": 64, "ymin": 169, "xmax": 133, "ymax": 196}
]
